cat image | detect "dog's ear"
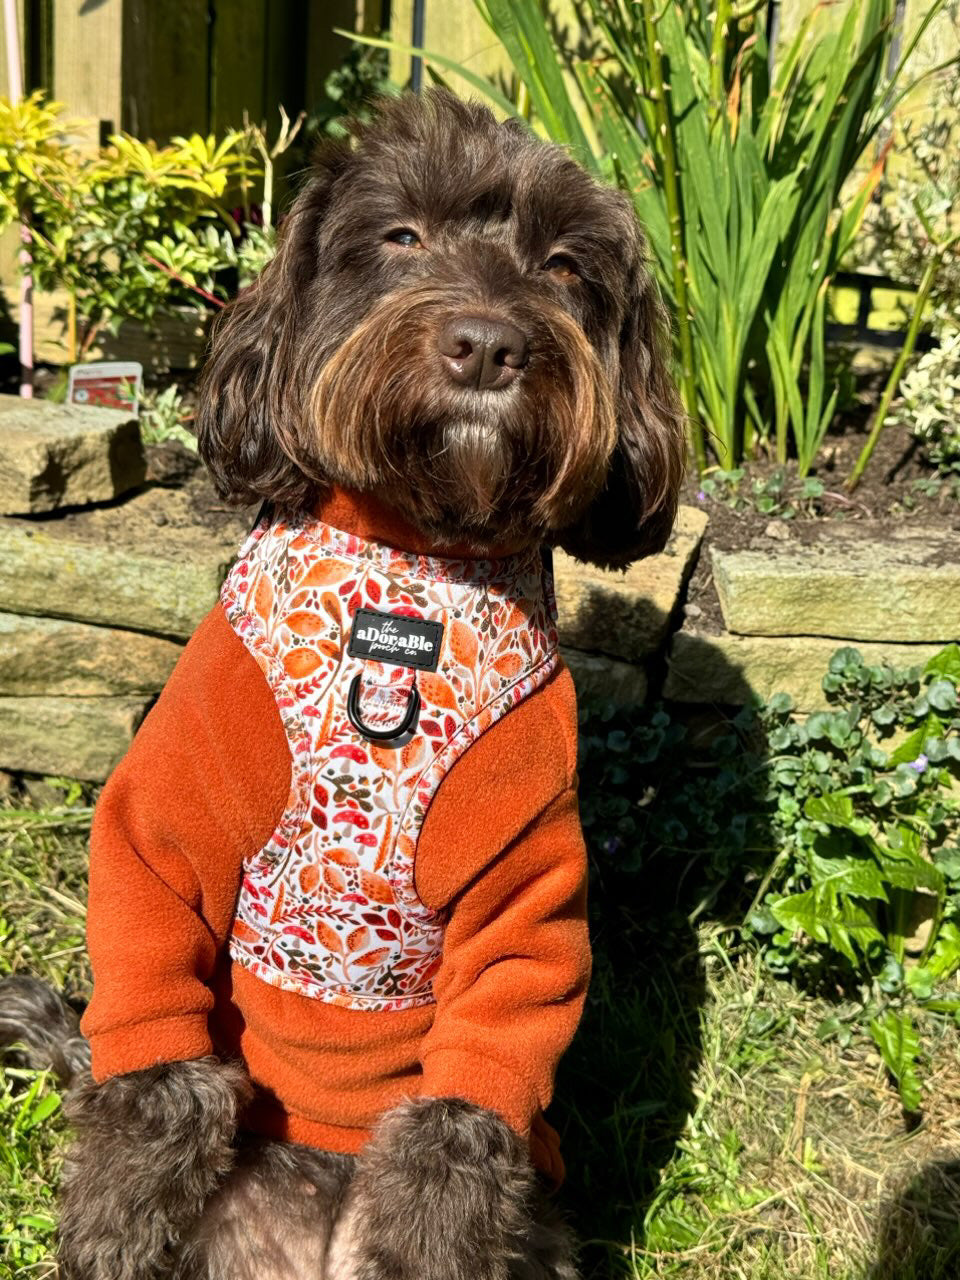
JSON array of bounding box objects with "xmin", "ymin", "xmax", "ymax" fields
[
  {"xmin": 196, "ymin": 142, "xmax": 351, "ymax": 510},
  {"xmin": 556, "ymin": 257, "xmax": 686, "ymax": 569}
]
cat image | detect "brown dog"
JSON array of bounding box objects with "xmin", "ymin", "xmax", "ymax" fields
[{"xmin": 0, "ymin": 90, "xmax": 683, "ymax": 1280}]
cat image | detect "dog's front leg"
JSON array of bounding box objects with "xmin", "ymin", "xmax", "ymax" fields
[
  {"xmin": 58, "ymin": 1057, "xmax": 249, "ymax": 1280},
  {"xmin": 345, "ymin": 1096, "xmax": 544, "ymax": 1280}
]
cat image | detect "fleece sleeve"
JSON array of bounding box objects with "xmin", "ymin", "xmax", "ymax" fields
[
  {"xmin": 413, "ymin": 664, "xmax": 590, "ymax": 1141},
  {"xmin": 80, "ymin": 604, "xmax": 291, "ymax": 1080}
]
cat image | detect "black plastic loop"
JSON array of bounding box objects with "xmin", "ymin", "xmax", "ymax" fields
[{"xmin": 347, "ymin": 673, "xmax": 421, "ymax": 742}]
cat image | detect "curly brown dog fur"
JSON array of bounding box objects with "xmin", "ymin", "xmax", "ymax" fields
[
  {"xmin": 197, "ymin": 90, "xmax": 684, "ymax": 566},
  {"xmin": 58, "ymin": 1058, "xmax": 250, "ymax": 1280},
  {"xmin": 1, "ymin": 87, "xmax": 684, "ymax": 1279}
]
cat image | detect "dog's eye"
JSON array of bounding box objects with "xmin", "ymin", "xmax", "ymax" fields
[
  {"xmin": 386, "ymin": 228, "xmax": 422, "ymax": 249},
  {"xmin": 543, "ymin": 254, "xmax": 579, "ymax": 281}
]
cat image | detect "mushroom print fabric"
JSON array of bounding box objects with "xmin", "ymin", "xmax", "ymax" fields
[{"xmin": 220, "ymin": 517, "xmax": 560, "ymax": 1012}]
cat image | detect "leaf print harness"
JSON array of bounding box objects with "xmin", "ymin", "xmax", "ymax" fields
[{"xmin": 220, "ymin": 515, "xmax": 561, "ymax": 1013}]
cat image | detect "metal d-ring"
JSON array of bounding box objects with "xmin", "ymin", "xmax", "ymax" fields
[{"xmin": 347, "ymin": 672, "xmax": 421, "ymax": 742}]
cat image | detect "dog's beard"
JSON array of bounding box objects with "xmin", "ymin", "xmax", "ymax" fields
[{"xmin": 305, "ymin": 285, "xmax": 617, "ymax": 549}]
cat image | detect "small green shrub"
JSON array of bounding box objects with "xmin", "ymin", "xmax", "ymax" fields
[
  {"xmin": 579, "ymin": 643, "xmax": 960, "ymax": 1112},
  {"xmin": 139, "ymin": 384, "xmax": 197, "ymax": 452},
  {"xmin": 884, "ymin": 320, "xmax": 960, "ymax": 480}
]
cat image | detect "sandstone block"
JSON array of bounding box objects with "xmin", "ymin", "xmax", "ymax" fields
[
  {"xmin": 0, "ymin": 612, "xmax": 183, "ymax": 696},
  {"xmin": 712, "ymin": 525, "xmax": 960, "ymax": 642},
  {"xmin": 0, "ymin": 695, "xmax": 150, "ymax": 781},
  {"xmin": 553, "ymin": 506, "xmax": 708, "ymax": 662},
  {"xmin": 0, "ymin": 396, "xmax": 146, "ymax": 514},
  {"xmin": 0, "ymin": 485, "xmax": 248, "ymax": 638},
  {"xmin": 562, "ymin": 646, "xmax": 647, "ymax": 706},
  {"xmin": 665, "ymin": 630, "xmax": 943, "ymax": 711}
]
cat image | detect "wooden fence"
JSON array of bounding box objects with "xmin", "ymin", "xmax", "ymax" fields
[{"xmin": 0, "ymin": 0, "xmax": 383, "ymax": 147}]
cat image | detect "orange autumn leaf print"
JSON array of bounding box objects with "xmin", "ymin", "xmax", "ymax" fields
[
  {"xmin": 353, "ymin": 947, "xmax": 391, "ymax": 968},
  {"xmin": 370, "ymin": 744, "xmax": 399, "ymax": 772},
  {"xmin": 253, "ymin": 572, "xmax": 274, "ymax": 621},
  {"xmin": 493, "ymin": 653, "xmax": 524, "ymax": 679},
  {"xmin": 286, "ymin": 611, "xmax": 330, "ymax": 638},
  {"xmin": 374, "ymin": 815, "xmax": 393, "ymax": 872},
  {"xmin": 360, "ymin": 870, "xmax": 394, "ymax": 904},
  {"xmin": 232, "ymin": 919, "xmax": 260, "ymax": 943},
  {"xmin": 400, "ymin": 739, "xmax": 423, "ymax": 771},
  {"xmin": 269, "ymin": 882, "xmax": 286, "ymax": 924},
  {"xmin": 284, "ymin": 649, "xmax": 324, "ymax": 679},
  {"xmin": 317, "ymin": 921, "xmax": 344, "ymax": 954},
  {"xmin": 299, "ymin": 864, "xmax": 320, "ymax": 894},
  {"xmin": 324, "ymin": 865, "xmax": 346, "ymax": 894},
  {"xmin": 346, "ymin": 926, "xmax": 370, "ymax": 953},
  {"xmin": 301, "ymin": 558, "xmax": 350, "ymax": 586},
  {"xmin": 320, "ymin": 591, "xmax": 340, "ymax": 622},
  {"xmin": 419, "ymin": 673, "xmax": 457, "ymax": 710},
  {"xmin": 326, "ymin": 847, "xmax": 359, "ymax": 867},
  {"xmin": 449, "ymin": 619, "xmax": 477, "ymax": 668}
]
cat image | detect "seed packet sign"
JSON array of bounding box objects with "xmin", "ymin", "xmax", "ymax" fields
[{"xmin": 67, "ymin": 361, "xmax": 143, "ymax": 414}]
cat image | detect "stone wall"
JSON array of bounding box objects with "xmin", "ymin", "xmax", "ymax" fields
[
  {"xmin": 664, "ymin": 525, "xmax": 957, "ymax": 709},
  {"xmin": 0, "ymin": 398, "xmax": 248, "ymax": 780},
  {"xmin": 2, "ymin": 397, "xmax": 957, "ymax": 782}
]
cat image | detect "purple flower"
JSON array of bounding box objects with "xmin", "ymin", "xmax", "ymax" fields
[
  {"xmin": 696, "ymin": 489, "xmax": 707, "ymax": 502},
  {"xmin": 908, "ymin": 754, "xmax": 929, "ymax": 773},
  {"xmin": 604, "ymin": 836, "xmax": 622, "ymax": 855}
]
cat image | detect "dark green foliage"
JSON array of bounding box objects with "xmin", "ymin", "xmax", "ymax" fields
[{"xmin": 578, "ymin": 643, "xmax": 960, "ymax": 1113}]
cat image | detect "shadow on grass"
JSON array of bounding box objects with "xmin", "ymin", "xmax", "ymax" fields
[
  {"xmin": 551, "ymin": 680, "xmax": 775, "ymax": 1278},
  {"xmin": 868, "ymin": 1158, "xmax": 960, "ymax": 1280},
  {"xmin": 555, "ymin": 880, "xmax": 706, "ymax": 1278}
]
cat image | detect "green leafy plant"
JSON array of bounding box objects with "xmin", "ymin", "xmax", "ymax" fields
[
  {"xmin": 138, "ymin": 383, "xmax": 197, "ymax": 451},
  {"xmin": 0, "ymin": 94, "xmax": 262, "ymax": 358},
  {"xmin": 696, "ymin": 467, "xmax": 826, "ymax": 519},
  {"xmin": 0, "ymin": 93, "xmax": 305, "ymax": 362},
  {"xmin": 883, "ymin": 318, "xmax": 960, "ymax": 482},
  {"xmin": 847, "ymin": 14, "xmax": 960, "ymax": 490},
  {"xmin": 580, "ymin": 642, "xmax": 960, "ymax": 1113},
  {"xmin": 358, "ymin": 1, "xmax": 956, "ymax": 476},
  {"xmin": 751, "ymin": 645, "xmax": 960, "ymax": 1108}
]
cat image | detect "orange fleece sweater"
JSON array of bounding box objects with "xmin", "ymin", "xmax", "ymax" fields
[{"xmin": 81, "ymin": 491, "xmax": 591, "ymax": 1184}]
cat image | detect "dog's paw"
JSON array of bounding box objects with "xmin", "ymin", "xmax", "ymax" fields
[
  {"xmin": 58, "ymin": 1057, "xmax": 250, "ymax": 1280},
  {"xmin": 348, "ymin": 1097, "xmax": 538, "ymax": 1280}
]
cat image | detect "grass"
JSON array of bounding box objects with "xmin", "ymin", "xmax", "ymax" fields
[{"xmin": 1, "ymin": 789, "xmax": 959, "ymax": 1279}]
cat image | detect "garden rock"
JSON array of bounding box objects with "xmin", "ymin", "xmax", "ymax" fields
[
  {"xmin": 712, "ymin": 525, "xmax": 960, "ymax": 642},
  {"xmin": 0, "ymin": 483, "xmax": 250, "ymax": 638},
  {"xmin": 553, "ymin": 505, "xmax": 708, "ymax": 662},
  {"xmin": 0, "ymin": 396, "xmax": 146, "ymax": 514},
  {"xmin": 0, "ymin": 612, "xmax": 183, "ymax": 696},
  {"xmin": 562, "ymin": 646, "xmax": 647, "ymax": 706},
  {"xmin": 0, "ymin": 695, "xmax": 150, "ymax": 781},
  {"xmin": 665, "ymin": 629, "xmax": 942, "ymax": 711}
]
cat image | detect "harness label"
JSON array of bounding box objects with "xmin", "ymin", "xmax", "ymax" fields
[{"xmin": 348, "ymin": 609, "xmax": 444, "ymax": 672}]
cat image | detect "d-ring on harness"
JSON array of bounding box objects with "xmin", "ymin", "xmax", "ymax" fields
[
  {"xmin": 346, "ymin": 672, "xmax": 422, "ymax": 741},
  {"xmin": 345, "ymin": 606, "xmax": 443, "ymax": 744}
]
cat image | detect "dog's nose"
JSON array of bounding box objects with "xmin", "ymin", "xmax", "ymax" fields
[{"xmin": 437, "ymin": 317, "xmax": 528, "ymax": 391}]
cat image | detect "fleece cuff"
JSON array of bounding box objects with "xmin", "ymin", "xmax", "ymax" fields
[
  {"xmin": 86, "ymin": 1013, "xmax": 213, "ymax": 1082},
  {"xmin": 419, "ymin": 1045, "xmax": 538, "ymax": 1137}
]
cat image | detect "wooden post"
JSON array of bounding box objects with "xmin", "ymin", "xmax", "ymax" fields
[{"xmin": 3, "ymin": 0, "xmax": 32, "ymax": 396}]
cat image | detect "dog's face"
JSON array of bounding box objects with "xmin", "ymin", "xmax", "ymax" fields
[{"xmin": 198, "ymin": 91, "xmax": 684, "ymax": 565}]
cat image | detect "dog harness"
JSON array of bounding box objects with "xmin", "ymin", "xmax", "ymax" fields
[{"xmin": 220, "ymin": 515, "xmax": 560, "ymax": 1012}]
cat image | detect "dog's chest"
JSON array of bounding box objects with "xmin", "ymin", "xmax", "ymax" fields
[{"xmin": 220, "ymin": 517, "xmax": 559, "ymax": 1012}]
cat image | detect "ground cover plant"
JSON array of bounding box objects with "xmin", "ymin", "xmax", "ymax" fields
[{"xmin": 2, "ymin": 644, "xmax": 959, "ymax": 1277}]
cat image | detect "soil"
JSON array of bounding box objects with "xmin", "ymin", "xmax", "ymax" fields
[{"xmin": 680, "ymin": 419, "xmax": 960, "ymax": 637}]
